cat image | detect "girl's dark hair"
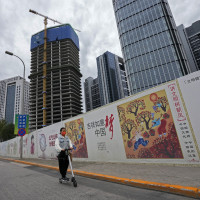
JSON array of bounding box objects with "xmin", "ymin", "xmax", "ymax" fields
[{"xmin": 60, "ymin": 127, "xmax": 65, "ymax": 133}]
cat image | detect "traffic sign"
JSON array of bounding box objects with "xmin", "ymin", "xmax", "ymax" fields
[
  {"xmin": 18, "ymin": 128, "xmax": 26, "ymax": 136},
  {"xmin": 18, "ymin": 115, "xmax": 27, "ymax": 129}
]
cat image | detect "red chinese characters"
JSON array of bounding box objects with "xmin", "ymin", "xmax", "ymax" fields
[
  {"xmin": 105, "ymin": 114, "xmax": 114, "ymax": 140},
  {"xmin": 49, "ymin": 134, "xmax": 58, "ymax": 147},
  {"xmin": 168, "ymin": 83, "xmax": 186, "ymax": 121},
  {"xmin": 87, "ymin": 114, "xmax": 115, "ymax": 140}
]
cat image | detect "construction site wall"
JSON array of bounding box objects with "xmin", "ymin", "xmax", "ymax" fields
[{"xmin": 1, "ymin": 71, "xmax": 200, "ymax": 165}]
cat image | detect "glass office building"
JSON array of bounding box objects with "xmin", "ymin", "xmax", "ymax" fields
[
  {"xmin": 97, "ymin": 51, "xmax": 129, "ymax": 106},
  {"xmin": 5, "ymin": 84, "xmax": 16, "ymax": 123},
  {"xmin": 0, "ymin": 76, "xmax": 29, "ymax": 124},
  {"xmin": 112, "ymin": 0, "xmax": 190, "ymax": 94},
  {"xmin": 177, "ymin": 24, "xmax": 198, "ymax": 73},
  {"xmin": 186, "ymin": 20, "xmax": 200, "ymax": 70},
  {"xmin": 84, "ymin": 77, "xmax": 101, "ymax": 112}
]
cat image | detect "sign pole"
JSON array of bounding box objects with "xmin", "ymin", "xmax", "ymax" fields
[
  {"xmin": 20, "ymin": 136, "xmax": 23, "ymax": 159},
  {"xmin": 17, "ymin": 115, "xmax": 27, "ymax": 159}
]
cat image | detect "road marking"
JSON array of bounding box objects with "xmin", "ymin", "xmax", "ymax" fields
[{"xmin": 10, "ymin": 162, "xmax": 30, "ymax": 167}]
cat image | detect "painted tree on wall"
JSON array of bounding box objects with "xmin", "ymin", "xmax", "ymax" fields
[
  {"xmin": 121, "ymin": 119, "xmax": 136, "ymax": 139},
  {"xmin": 126, "ymin": 100, "xmax": 146, "ymax": 116},
  {"xmin": 69, "ymin": 121, "xmax": 76, "ymax": 133},
  {"xmin": 154, "ymin": 96, "xmax": 168, "ymax": 112},
  {"xmin": 136, "ymin": 111, "xmax": 154, "ymax": 130},
  {"xmin": 118, "ymin": 106, "xmax": 126, "ymax": 122}
]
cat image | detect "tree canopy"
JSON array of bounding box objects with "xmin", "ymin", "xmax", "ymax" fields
[{"xmin": 0, "ymin": 120, "xmax": 15, "ymax": 142}]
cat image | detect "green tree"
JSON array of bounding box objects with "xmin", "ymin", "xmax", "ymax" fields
[
  {"xmin": 0, "ymin": 123, "xmax": 15, "ymax": 142},
  {"xmin": 0, "ymin": 119, "xmax": 7, "ymax": 141}
]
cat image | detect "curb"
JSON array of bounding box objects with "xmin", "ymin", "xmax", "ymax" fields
[{"xmin": 1, "ymin": 157, "xmax": 199, "ymax": 199}]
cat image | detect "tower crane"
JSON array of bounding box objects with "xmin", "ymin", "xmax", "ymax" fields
[{"xmin": 29, "ymin": 9, "xmax": 81, "ymax": 127}]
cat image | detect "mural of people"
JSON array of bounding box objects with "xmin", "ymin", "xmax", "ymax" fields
[
  {"xmin": 65, "ymin": 118, "xmax": 88, "ymax": 158},
  {"xmin": 31, "ymin": 135, "xmax": 35, "ymax": 154},
  {"xmin": 117, "ymin": 90, "xmax": 183, "ymax": 159}
]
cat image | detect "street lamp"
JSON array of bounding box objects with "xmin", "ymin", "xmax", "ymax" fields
[{"xmin": 5, "ymin": 51, "xmax": 25, "ymax": 159}]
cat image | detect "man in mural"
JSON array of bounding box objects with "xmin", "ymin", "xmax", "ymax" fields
[
  {"xmin": 55, "ymin": 127, "xmax": 73, "ymax": 181},
  {"xmin": 133, "ymin": 128, "xmax": 149, "ymax": 151}
]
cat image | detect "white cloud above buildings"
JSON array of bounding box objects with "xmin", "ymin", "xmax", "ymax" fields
[{"xmin": 0, "ymin": 0, "xmax": 199, "ymax": 109}]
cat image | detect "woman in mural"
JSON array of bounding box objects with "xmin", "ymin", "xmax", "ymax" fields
[
  {"xmin": 157, "ymin": 114, "xmax": 169, "ymax": 137},
  {"xmin": 31, "ymin": 135, "xmax": 34, "ymax": 154},
  {"xmin": 55, "ymin": 127, "xmax": 73, "ymax": 181}
]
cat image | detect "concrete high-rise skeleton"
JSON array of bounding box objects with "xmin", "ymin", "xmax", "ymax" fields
[
  {"xmin": 29, "ymin": 24, "xmax": 82, "ymax": 131},
  {"xmin": 112, "ymin": 0, "xmax": 190, "ymax": 94}
]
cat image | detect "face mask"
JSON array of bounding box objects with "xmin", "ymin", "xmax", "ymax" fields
[{"xmin": 61, "ymin": 131, "xmax": 66, "ymax": 136}]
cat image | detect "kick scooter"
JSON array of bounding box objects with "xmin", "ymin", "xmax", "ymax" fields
[{"xmin": 59, "ymin": 149, "xmax": 77, "ymax": 187}]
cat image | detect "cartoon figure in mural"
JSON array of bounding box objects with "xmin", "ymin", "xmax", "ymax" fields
[
  {"xmin": 65, "ymin": 119, "xmax": 88, "ymax": 158},
  {"xmin": 150, "ymin": 113, "xmax": 169, "ymax": 137},
  {"xmin": 31, "ymin": 135, "xmax": 35, "ymax": 154},
  {"xmin": 39, "ymin": 134, "xmax": 47, "ymax": 159},
  {"xmin": 133, "ymin": 128, "xmax": 149, "ymax": 151},
  {"xmin": 151, "ymin": 113, "xmax": 162, "ymax": 129},
  {"xmin": 157, "ymin": 113, "xmax": 169, "ymax": 137},
  {"xmin": 55, "ymin": 127, "xmax": 73, "ymax": 181},
  {"xmin": 152, "ymin": 103, "xmax": 162, "ymax": 112},
  {"xmin": 78, "ymin": 122, "xmax": 84, "ymax": 145}
]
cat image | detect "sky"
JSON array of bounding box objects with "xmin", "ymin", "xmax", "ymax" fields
[{"xmin": 0, "ymin": 0, "xmax": 200, "ymax": 111}]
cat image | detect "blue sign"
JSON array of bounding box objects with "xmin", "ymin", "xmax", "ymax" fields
[{"xmin": 18, "ymin": 115, "xmax": 27, "ymax": 129}]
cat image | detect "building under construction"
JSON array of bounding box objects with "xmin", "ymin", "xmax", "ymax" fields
[{"xmin": 29, "ymin": 24, "xmax": 82, "ymax": 131}]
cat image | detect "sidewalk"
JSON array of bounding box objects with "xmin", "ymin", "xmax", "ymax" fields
[{"xmin": 1, "ymin": 157, "xmax": 200, "ymax": 198}]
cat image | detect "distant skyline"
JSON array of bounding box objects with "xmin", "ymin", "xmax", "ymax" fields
[{"xmin": 0, "ymin": 0, "xmax": 199, "ymax": 111}]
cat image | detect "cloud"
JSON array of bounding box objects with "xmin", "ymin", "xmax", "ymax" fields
[
  {"xmin": 168, "ymin": 0, "xmax": 200, "ymax": 27},
  {"xmin": 0, "ymin": 0, "xmax": 199, "ymax": 112}
]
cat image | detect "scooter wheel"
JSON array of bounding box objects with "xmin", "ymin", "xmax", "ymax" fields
[
  {"xmin": 71, "ymin": 177, "xmax": 75, "ymax": 182},
  {"xmin": 73, "ymin": 180, "xmax": 77, "ymax": 187}
]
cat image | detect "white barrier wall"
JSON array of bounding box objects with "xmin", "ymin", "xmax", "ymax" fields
[
  {"xmin": 178, "ymin": 70, "xmax": 200, "ymax": 157},
  {"xmin": 37, "ymin": 122, "xmax": 62, "ymax": 160},
  {"xmin": 1, "ymin": 71, "xmax": 200, "ymax": 165},
  {"xmin": 0, "ymin": 137, "xmax": 20, "ymax": 158}
]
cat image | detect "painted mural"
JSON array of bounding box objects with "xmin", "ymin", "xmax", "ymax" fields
[
  {"xmin": 117, "ymin": 90, "xmax": 183, "ymax": 159},
  {"xmin": 65, "ymin": 118, "xmax": 88, "ymax": 158}
]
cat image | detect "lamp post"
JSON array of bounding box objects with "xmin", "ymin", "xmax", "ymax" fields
[{"xmin": 5, "ymin": 51, "xmax": 25, "ymax": 159}]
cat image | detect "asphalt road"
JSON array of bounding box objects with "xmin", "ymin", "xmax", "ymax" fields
[{"xmin": 0, "ymin": 160, "xmax": 194, "ymax": 200}]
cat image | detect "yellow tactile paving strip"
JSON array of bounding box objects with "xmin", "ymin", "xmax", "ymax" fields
[{"xmin": 1, "ymin": 157, "xmax": 199, "ymax": 198}]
